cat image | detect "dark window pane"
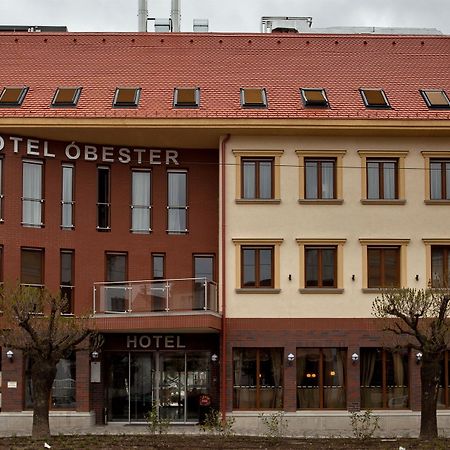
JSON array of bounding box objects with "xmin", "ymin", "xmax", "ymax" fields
[
  {"xmin": 296, "ymin": 348, "xmax": 320, "ymax": 408},
  {"xmin": 259, "ymin": 161, "xmax": 272, "ymax": 199},
  {"xmin": 383, "ymin": 162, "xmax": 396, "ymax": 200},
  {"xmin": 61, "ymin": 252, "xmax": 73, "ymax": 285},
  {"xmin": 321, "ymin": 161, "xmax": 334, "ymax": 199},
  {"xmin": 106, "ymin": 254, "xmax": 126, "ymax": 282},
  {"xmin": 21, "ymin": 249, "xmax": 43, "ymax": 285},
  {"xmin": 98, "ymin": 168, "xmax": 109, "ymax": 203},
  {"xmin": 322, "ymin": 248, "xmax": 335, "ymax": 287},
  {"xmin": 194, "ymin": 256, "xmax": 213, "ymax": 281},
  {"xmin": 383, "ymin": 248, "xmax": 400, "ymax": 287},
  {"xmin": 152, "ymin": 254, "xmax": 165, "ymax": 279},
  {"xmin": 259, "ymin": 249, "xmax": 272, "ymax": 287},
  {"xmin": 430, "ymin": 161, "xmax": 442, "ymax": 200},
  {"xmin": 242, "ymin": 249, "xmax": 256, "ymax": 287},
  {"xmin": 242, "ymin": 161, "xmax": 256, "ymax": 199},
  {"xmin": 360, "ymin": 348, "xmax": 383, "ymax": 409},
  {"xmin": 305, "ymin": 161, "xmax": 318, "ymax": 199},
  {"xmin": 367, "ymin": 161, "xmax": 380, "ymax": 199},
  {"xmin": 305, "ymin": 248, "xmax": 318, "ymax": 287},
  {"xmin": 368, "ymin": 248, "xmax": 381, "ymax": 288}
]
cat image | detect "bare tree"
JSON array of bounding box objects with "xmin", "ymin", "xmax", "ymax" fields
[
  {"xmin": 0, "ymin": 284, "xmax": 93, "ymax": 438},
  {"xmin": 372, "ymin": 287, "xmax": 450, "ymax": 440}
]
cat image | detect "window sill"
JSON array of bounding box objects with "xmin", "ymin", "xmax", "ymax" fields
[
  {"xmin": 424, "ymin": 200, "xmax": 450, "ymax": 205},
  {"xmin": 236, "ymin": 199, "xmax": 281, "ymax": 204},
  {"xmin": 299, "ymin": 288, "xmax": 344, "ymax": 294},
  {"xmin": 235, "ymin": 288, "xmax": 281, "ymax": 294},
  {"xmin": 362, "ymin": 288, "xmax": 386, "ymax": 293},
  {"xmin": 360, "ymin": 199, "xmax": 406, "ymax": 205},
  {"xmin": 298, "ymin": 199, "xmax": 344, "ymax": 205}
]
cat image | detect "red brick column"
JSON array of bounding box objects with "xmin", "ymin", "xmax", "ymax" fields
[
  {"xmin": 2, "ymin": 349, "xmax": 24, "ymax": 412},
  {"xmin": 284, "ymin": 347, "xmax": 297, "ymax": 412},
  {"xmin": 76, "ymin": 350, "xmax": 90, "ymax": 412},
  {"xmin": 347, "ymin": 347, "xmax": 360, "ymax": 411}
]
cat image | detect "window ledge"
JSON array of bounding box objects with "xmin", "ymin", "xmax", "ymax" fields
[
  {"xmin": 298, "ymin": 199, "xmax": 343, "ymax": 205},
  {"xmin": 360, "ymin": 199, "xmax": 406, "ymax": 205},
  {"xmin": 425, "ymin": 200, "xmax": 450, "ymax": 205},
  {"xmin": 235, "ymin": 288, "xmax": 281, "ymax": 294},
  {"xmin": 299, "ymin": 288, "xmax": 344, "ymax": 294},
  {"xmin": 362, "ymin": 288, "xmax": 385, "ymax": 293},
  {"xmin": 236, "ymin": 199, "xmax": 281, "ymax": 204}
]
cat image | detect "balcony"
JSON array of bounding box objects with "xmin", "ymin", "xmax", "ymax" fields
[{"xmin": 93, "ymin": 278, "xmax": 219, "ymax": 316}]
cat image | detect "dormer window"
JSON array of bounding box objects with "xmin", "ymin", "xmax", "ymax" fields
[
  {"xmin": 113, "ymin": 87, "xmax": 141, "ymax": 108},
  {"xmin": 301, "ymin": 88, "xmax": 329, "ymax": 107},
  {"xmin": 52, "ymin": 87, "xmax": 82, "ymax": 107},
  {"xmin": 360, "ymin": 88, "xmax": 390, "ymax": 108},
  {"xmin": 0, "ymin": 87, "xmax": 28, "ymax": 107},
  {"xmin": 241, "ymin": 88, "xmax": 267, "ymax": 108},
  {"xmin": 174, "ymin": 88, "xmax": 200, "ymax": 108}
]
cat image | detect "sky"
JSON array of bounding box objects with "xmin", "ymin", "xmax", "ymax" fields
[{"xmin": 0, "ymin": 0, "xmax": 449, "ymax": 34}]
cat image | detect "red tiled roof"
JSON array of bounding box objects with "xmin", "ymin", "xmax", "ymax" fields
[{"xmin": 0, "ymin": 32, "xmax": 449, "ymax": 120}]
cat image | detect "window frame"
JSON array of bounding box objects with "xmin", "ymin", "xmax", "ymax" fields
[
  {"xmin": 173, "ymin": 87, "xmax": 200, "ymax": 108},
  {"xmin": 421, "ymin": 152, "xmax": 450, "ymax": 203},
  {"xmin": 130, "ymin": 168, "xmax": 152, "ymax": 233},
  {"xmin": 97, "ymin": 166, "xmax": 111, "ymax": 231},
  {"xmin": 151, "ymin": 253, "xmax": 166, "ymax": 280},
  {"xmin": 240, "ymin": 88, "xmax": 268, "ymax": 108},
  {"xmin": 51, "ymin": 87, "xmax": 82, "ymax": 107},
  {"xmin": 359, "ymin": 88, "xmax": 391, "ymax": 108},
  {"xmin": 60, "ymin": 249, "xmax": 74, "ymax": 315},
  {"xmin": 367, "ymin": 246, "xmax": 401, "ymax": 289},
  {"xmin": 423, "ymin": 240, "xmax": 450, "ymax": 288},
  {"xmin": 167, "ymin": 169, "xmax": 188, "ymax": 234},
  {"xmin": 304, "ymin": 246, "xmax": 338, "ymax": 289},
  {"xmin": 20, "ymin": 247, "xmax": 44, "ymax": 287},
  {"xmin": 22, "ymin": 159, "xmax": 44, "ymax": 228},
  {"xmin": 304, "ymin": 158, "xmax": 336, "ymax": 200},
  {"xmin": 113, "ymin": 87, "xmax": 141, "ymax": 108},
  {"xmin": 366, "ymin": 158, "xmax": 398, "ymax": 200},
  {"xmin": 233, "ymin": 150, "xmax": 283, "ymax": 203},
  {"xmin": 61, "ymin": 163, "xmax": 75, "ymax": 230},
  {"xmin": 241, "ymin": 157, "xmax": 274, "ymax": 200},
  {"xmin": 300, "ymin": 88, "xmax": 329, "ymax": 107},
  {"xmin": 0, "ymin": 86, "xmax": 28, "ymax": 107},
  {"xmin": 358, "ymin": 151, "xmax": 408, "ymax": 204},
  {"xmin": 420, "ymin": 89, "xmax": 450, "ymax": 109},
  {"xmin": 360, "ymin": 239, "xmax": 409, "ymax": 291},
  {"xmin": 240, "ymin": 246, "xmax": 274, "ymax": 289}
]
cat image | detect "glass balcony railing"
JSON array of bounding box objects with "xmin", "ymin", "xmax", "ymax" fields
[{"xmin": 93, "ymin": 278, "xmax": 219, "ymax": 315}]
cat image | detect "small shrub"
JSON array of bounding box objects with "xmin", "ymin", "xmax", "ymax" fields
[
  {"xmin": 350, "ymin": 409, "xmax": 380, "ymax": 440},
  {"xmin": 259, "ymin": 411, "xmax": 288, "ymax": 441},
  {"xmin": 200, "ymin": 409, "xmax": 235, "ymax": 437},
  {"xmin": 145, "ymin": 403, "xmax": 170, "ymax": 434}
]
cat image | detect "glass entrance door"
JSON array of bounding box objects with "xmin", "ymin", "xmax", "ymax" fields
[{"xmin": 160, "ymin": 352, "xmax": 186, "ymax": 421}]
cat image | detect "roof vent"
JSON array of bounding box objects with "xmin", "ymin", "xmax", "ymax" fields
[
  {"xmin": 193, "ymin": 19, "xmax": 209, "ymax": 32},
  {"xmin": 261, "ymin": 16, "xmax": 312, "ymax": 33}
]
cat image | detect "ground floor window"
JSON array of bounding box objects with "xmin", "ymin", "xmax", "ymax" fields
[
  {"xmin": 25, "ymin": 353, "xmax": 76, "ymax": 409},
  {"xmin": 296, "ymin": 348, "xmax": 346, "ymax": 409},
  {"xmin": 360, "ymin": 348, "xmax": 409, "ymax": 409},
  {"xmin": 438, "ymin": 351, "xmax": 450, "ymax": 408},
  {"xmin": 233, "ymin": 348, "xmax": 283, "ymax": 410}
]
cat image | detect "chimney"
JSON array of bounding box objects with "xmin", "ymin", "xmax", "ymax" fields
[
  {"xmin": 171, "ymin": 0, "xmax": 181, "ymax": 32},
  {"xmin": 138, "ymin": 0, "xmax": 148, "ymax": 32}
]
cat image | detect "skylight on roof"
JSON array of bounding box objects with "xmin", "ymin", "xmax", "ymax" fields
[
  {"xmin": 241, "ymin": 88, "xmax": 267, "ymax": 108},
  {"xmin": 301, "ymin": 88, "xmax": 329, "ymax": 107},
  {"xmin": 52, "ymin": 87, "xmax": 82, "ymax": 107},
  {"xmin": 0, "ymin": 87, "xmax": 28, "ymax": 107},
  {"xmin": 420, "ymin": 89, "xmax": 450, "ymax": 109},
  {"xmin": 113, "ymin": 87, "xmax": 141, "ymax": 108},
  {"xmin": 174, "ymin": 88, "xmax": 200, "ymax": 108},
  {"xmin": 360, "ymin": 88, "xmax": 390, "ymax": 108}
]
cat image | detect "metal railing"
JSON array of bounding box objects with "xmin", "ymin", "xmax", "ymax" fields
[{"xmin": 93, "ymin": 277, "xmax": 218, "ymax": 315}]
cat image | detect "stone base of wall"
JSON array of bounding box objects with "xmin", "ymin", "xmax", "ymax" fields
[
  {"xmin": 230, "ymin": 411, "xmax": 450, "ymax": 438},
  {"xmin": 0, "ymin": 411, "xmax": 95, "ymax": 436}
]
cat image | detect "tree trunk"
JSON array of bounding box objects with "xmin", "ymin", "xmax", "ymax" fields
[
  {"xmin": 31, "ymin": 359, "xmax": 57, "ymax": 438},
  {"xmin": 419, "ymin": 355, "xmax": 440, "ymax": 440}
]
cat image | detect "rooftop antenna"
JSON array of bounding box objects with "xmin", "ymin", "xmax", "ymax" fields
[{"xmin": 138, "ymin": 0, "xmax": 148, "ymax": 32}]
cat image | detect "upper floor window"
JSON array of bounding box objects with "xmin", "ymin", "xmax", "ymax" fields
[
  {"xmin": 297, "ymin": 348, "xmax": 346, "ymax": 409},
  {"xmin": 97, "ymin": 166, "xmax": 110, "ymax": 231},
  {"xmin": 360, "ymin": 348, "xmax": 409, "ymax": 409},
  {"xmin": 22, "ymin": 160, "xmax": 44, "ymax": 227},
  {"xmin": 151, "ymin": 253, "xmax": 166, "ymax": 312},
  {"xmin": 431, "ymin": 246, "xmax": 450, "ymax": 288},
  {"xmin": 61, "ymin": 164, "xmax": 74, "ymax": 229},
  {"xmin": 167, "ymin": 170, "xmax": 187, "ymax": 234},
  {"xmin": 305, "ymin": 158, "xmax": 335, "ymax": 199},
  {"xmin": 194, "ymin": 254, "xmax": 215, "ymax": 310},
  {"xmin": 21, "ymin": 248, "xmax": 44, "ymax": 287},
  {"xmin": 420, "ymin": 89, "xmax": 450, "ymax": 109},
  {"xmin": 240, "ymin": 88, "xmax": 267, "ymax": 108},
  {"xmin": 367, "ymin": 158, "xmax": 397, "ymax": 200},
  {"xmin": 305, "ymin": 246, "xmax": 336, "ymax": 288},
  {"xmin": 105, "ymin": 252, "xmax": 128, "ymax": 312},
  {"xmin": 60, "ymin": 250, "xmax": 74, "ymax": 314},
  {"xmin": 131, "ymin": 170, "xmax": 151, "ymax": 233},
  {"xmin": 300, "ymin": 88, "xmax": 329, "ymax": 107},
  {"xmin": 430, "ymin": 159, "xmax": 450, "ymax": 200},
  {"xmin": 241, "ymin": 246, "xmax": 273, "ymax": 288},
  {"xmin": 52, "ymin": 87, "xmax": 81, "ymax": 107},
  {"xmin": 367, "ymin": 246, "xmax": 400, "ymax": 288},
  {"xmin": 242, "ymin": 158, "xmax": 273, "ymax": 200},
  {"xmin": 0, "ymin": 157, "xmax": 3, "ymax": 222},
  {"xmin": 173, "ymin": 88, "xmax": 200, "ymax": 108},
  {"xmin": 360, "ymin": 88, "xmax": 390, "ymax": 108},
  {"xmin": 113, "ymin": 87, "xmax": 140, "ymax": 108},
  {"xmin": 0, "ymin": 86, "xmax": 28, "ymax": 107}
]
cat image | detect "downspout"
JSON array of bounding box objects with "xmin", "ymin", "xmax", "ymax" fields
[{"xmin": 220, "ymin": 134, "xmax": 230, "ymax": 420}]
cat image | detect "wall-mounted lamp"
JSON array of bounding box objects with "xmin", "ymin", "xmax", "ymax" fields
[
  {"xmin": 351, "ymin": 352, "xmax": 359, "ymax": 363},
  {"xmin": 211, "ymin": 353, "xmax": 219, "ymax": 363},
  {"xmin": 415, "ymin": 274, "xmax": 419, "ymax": 281},
  {"xmin": 6, "ymin": 350, "xmax": 14, "ymax": 361},
  {"xmin": 352, "ymin": 275, "xmax": 355, "ymax": 281},
  {"xmin": 287, "ymin": 353, "xmax": 295, "ymax": 366},
  {"xmin": 91, "ymin": 351, "xmax": 99, "ymax": 360},
  {"xmin": 416, "ymin": 352, "xmax": 423, "ymax": 363},
  {"xmin": 288, "ymin": 274, "xmax": 292, "ymax": 281}
]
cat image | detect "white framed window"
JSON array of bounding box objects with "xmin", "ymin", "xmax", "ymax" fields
[
  {"xmin": 22, "ymin": 160, "xmax": 44, "ymax": 227},
  {"xmin": 131, "ymin": 169, "xmax": 151, "ymax": 233},
  {"xmin": 61, "ymin": 164, "xmax": 74, "ymax": 229},
  {"xmin": 167, "ymin": 170, "xmax": 187, "ymax": 234}
]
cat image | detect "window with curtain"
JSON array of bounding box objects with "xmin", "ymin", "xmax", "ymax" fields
[
  {"xmin": 22, "ymin": 160, "xmax": 43, "ymax": 227},
  {"xmin": 105, "ymin": 252, "xmax": 128, "ymax": 312},
  {"xmin": 305, "ymin": 246, "xmax": 336, "ymax": 288},
  {"xmin": 233, "ymin": 348, "xmax": 283, "ymax": 410},
  {"xmin": 60, "ymin": 250, "xmax": 74, "ymax": 314},
  {"xmin": 367, "ymin": 158, "xmax": 398, "ymax": 200},
  {"xmin": 430, "ymin": 159, "xmax": 450, "ymax": 200},
  {"xmin": 305, "ymin": 158, "xmax": 335, "ymax": 199},
  {"xmin": 431, "ymin": 246, "xmax": 450, "ymax": 288},
  {"xmin": 296, "ymin": 348, "xmax": 346, "ymax": 409},
  {"xmin": 241, "ymin": 158, "xmax": 273, "ymax": 200},
  {"xmin": 61, "ymin": 164, "xmax": 74, "ymax": 229},
  {"xmin": 241, "ymin": 246, "xmax": 273, "ymax": 288},
  {"xmin": 360, "ymin": 348, "xmax": 409, "ymax": 409},
  {"xmin": 97, "ymin": 166, "xmax": 110, "ymax": 230},
  {"xmin": 367, "ymin": 246, "xmax": 400, "ymax": 288},
  {"xmin": 21, "ymin": 248, "xmax": 43, "ymax": 286},
  {"xmin": 167, "ymin": 170, "xmax": 187, "ymax": 234},
  {"xmin": 438, "ymin": 351, "xmax": 450, "ymax": 409},
  {"xmin": 131, "ymin": 170, "xmax": 151, "ymax": 233}
]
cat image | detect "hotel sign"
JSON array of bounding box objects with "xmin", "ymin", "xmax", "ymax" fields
[
  {"xmin": 0, "ymin": 135, "xmax": 179, "ymax": 166},
  {"xmin": 126, "ymin": 334, "xmax": 186, "ymax": 349}
]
